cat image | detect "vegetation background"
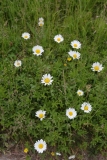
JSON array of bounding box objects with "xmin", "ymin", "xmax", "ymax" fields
[{"xmin": 0, "ymin": 0, "xmax": 107, "ymax": 159}]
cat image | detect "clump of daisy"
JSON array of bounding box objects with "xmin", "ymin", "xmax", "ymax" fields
[
  {"xmin": 41, "ymin": 74, "xmax": 53, "ymax": 86},
  {"xmin": 68, "ymin": 155, "xmax": 76, "ymax": 159},
  {"xmin": 77, "ymin": 89, "xmax": 84, "ymax": 96},
  {"xmin": 34, "ymin": 139, "xmax": 47, "ymax": 153},
  {"xmin": 38, "ymin": 17, "xmax": 44, "ymax": 26},
  {"xmin": 81, "ymin": 102, "xmax": 92, "ymax": 113},
  {"xmin": 66, "ymin": 108, "xmax": 77, "ymax": 119},
  {"xmin": 35, "ymin": 110, "xmax": 46, "ymax": 121},
  {"xmin": 32, "ymin": 45, "xmax": 44, "ymax": 56},
  {"xmin": 22, "ymin": 32, "xmax": 30, "ymax": 40},
  {"xmin": 14, "ymin": 60, "xmax": 22, "ymax": 67},
  {"xmin": 54, "ymin": 34, "xmax": 64, "ymax": 43},
  {"xmin": 24, "ymin": 148, "xmax": 29, "ymax": 153},
  {"xmin": 71, "ymin": 40, "xmax": 81, "ymax": 49},
  {"xmin": 68, "ymin": 50, "xmax": 81, "ymax": 59},
  {"xmin": 67, "ymin": 57, "xmax": 72, "ymax": 61},
  {"xmin": 91, "ymin": 62, "xmax": 104, "ymax": 72}
]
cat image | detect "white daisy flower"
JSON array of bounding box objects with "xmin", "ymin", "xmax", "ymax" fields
[
  {"xmin": 66, "ymin": 108, "xmax": 77, "ymax": 119},
  {"xmin": 41, "ymin": 74, "xmax": 53, "ymax": 86},
  {"xmin": 34, "ymin": 139, "xmax": 47, "ymax": 153},
  {"xmin": 91, "ymin": 62, "xmax": 104, "ymax": 72},
  {"xmin": 32, "ymin": 45, "xmax": 44, "ymax": 56},
  {"xmin": 68, "ymin": 155, "xmax": 75, "ymax": 159},
  {"xmin": 81, "ymin": 102, "xmax": 92, "ymax": 113},
  {"xmin": 77, "ymin": 90, "xmax": 84, "ymax": 96},
  {"xmin": 22, "ymin": 32, "xmax": 30, "ymax": 40},
  {"xmin": 35, "ymin": 110, "xmax": 46, "ymax": 121},
  {"xmin": 14, "ymin": 60, "xmax": 22, "ymax": 67},
  {"xmin": 56, "ymin": 152, "xmax": 61, "ymax": 156},
  {"xmin": 38, "ymin": 21, "xmax": 44, "ymax": 27},
  {"xmin": 71, "ymin": 40, "xmax": 81, "ymax": 49},
  {"xmin": 68, "ymin": 50, "xmax": 81, "ymax": 59},
  {"xmin": 39, "ymin": 17, "xmax": 44, "ymax": 22},
  {"xmin": 54, "ymin": 34, "xmax": 64, "ymax": 43}
]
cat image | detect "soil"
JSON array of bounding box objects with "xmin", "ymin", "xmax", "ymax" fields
[
  {"xmin": 0, "ymin": 144, "xmax": 107, "ymax": 160},
  {"xmin": 0, "ymin": 152, "xmax": 107, "ymax": 160}
]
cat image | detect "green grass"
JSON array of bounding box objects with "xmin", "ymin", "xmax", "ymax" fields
[{"xmin": 0, "ymin": 0, "xmax": 107, "ymax": 159}]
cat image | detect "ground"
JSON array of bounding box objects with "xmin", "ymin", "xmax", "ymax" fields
[{"xmin": 0, "ymin": 151, "xmax": 107, "ymax": 160}]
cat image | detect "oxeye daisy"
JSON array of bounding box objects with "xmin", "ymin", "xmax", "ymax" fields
[
  {"xmin": 22, "ymin": 32, "xmax": 30, "ymax": 40},
  {"xmin": 77, "ymin": 90, "xmax": 84, "ymax": 96},
  {"xmin": 38, "ymin": 21, "xmax": 44, "ymax": 27},
  {"xmin": 66, "ymin": 108, "xmax": 77, "ymax": 119},
  {"xmin": 54, "ymin": 34, "xmax": 64, "ymax": 43},
  {"xmin": 68, "ymin": 50, "xmax": 81, "ymax": 59},
  {"xmin": 41, "ymin": 74, "xmax": 53, "ymax": 86},
  {"xmin": 35, "ymin": 110, "xmax": 46, "ymax": 121},
  {"xmin": 14, "ymin": 60, "xmax": 22, "ymax": 67},
  {"xmin": 81, "ymin": 102, "xmax": 92, "ymax": 113},
  {"xmin": 56, "ymin": 152, "xmax": 61, "ymax": 156},
  {"xmin": 39, "ymin": 17, "xmax": 44, "ymax": 22},
  {"xmin": 68, "ymin": 155, "xmax": 76, "ymax": 159},
  {"xmin": 91, "ymin": 62, "xmax": 104, "ymax": 72},
  {"xmin": 34, "ymin": 139, "xmax": 47, "ymax": 153},
  {"xmin": 71, "ymin": 40, "xmax": 81, "ymax": 49},
  {"xmin": 32, "ymin": 45, "xmax": 44, "ymax": 56}
]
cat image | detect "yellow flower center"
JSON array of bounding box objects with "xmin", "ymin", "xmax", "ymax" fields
[
  {"xmin": 24, "ymin": 148, "xmax": 28, "ymax": 153},
  {"xmin": 39, "ymin": 113, "xmax": 44, "ymax": 118},
  {"xmin": 78, "ymin": 92, "xmax": 81, "ymax": 95},
  {"xmin": 17, "ymin": 62, "xmax": 20, "ymax": 66},
  {"xmin": 73, "ymin": 54, "xmax": 77, "ymax": 58},
  {"xmin": 64, "ymin": 63, "xmax": 67, "ymax": 66},
  {"xmin": 44, "ymin": 78, "xmax": 50, "ymax": 83},
  {"xmin": 94, "ymin": 66, "xmax": 99, "ymax": 71},
  {"xmin": 38, "ymin": 143, "xmax": 43, "ymax": 149},
  {"xmin": 51, "ymin": 152, "xmax": 55, "ymax": 156},
  {"xmin": 67, "ymin": 57, "xmax": 72, "ymax": 61},
  {"xmin": 84, "ymin": 106, "xmax": 88, "ymax": 110},
  {"xmin": 24, "ymin": 35, "xmax": 28, "ymax": 39},
  {"xmin": 57, "ymin": 38, "xmax": 61, "ymax": 42},
  {"xmin": 39, "ymin": 23, "xmax": 43, "ymax": 26},
  {"xmin": 35, "ymin": 49, "xmax": 40, "ymax": 54},
  {"xmin": 69, "ymin": 111, "xmax": 73, "ymax": 116},
  {"xmin": 74, "ymin": 44, "xmax": 77, "ymax": 48}
]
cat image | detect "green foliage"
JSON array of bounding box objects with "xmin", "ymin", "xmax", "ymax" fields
[{"xmin": 0, "ymin": 0, "xmax": 107, "ymax": 159}]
